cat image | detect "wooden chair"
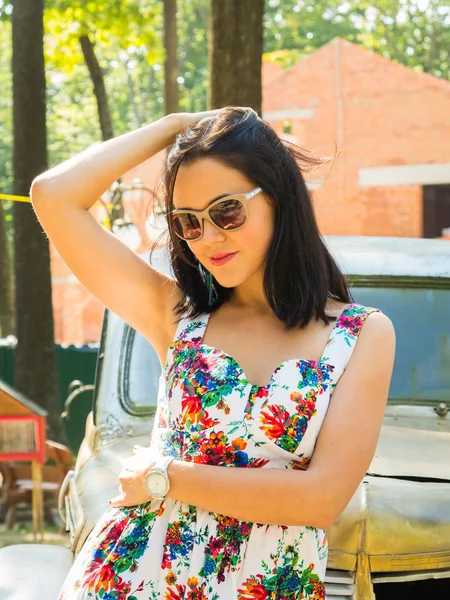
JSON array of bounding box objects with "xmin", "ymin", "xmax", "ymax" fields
[{"xmin": 0, "ymin": 439, "xmax": 74, "ymax": 530}]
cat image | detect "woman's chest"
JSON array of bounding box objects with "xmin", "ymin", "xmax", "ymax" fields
[{"xmin": 162, "ymin": 342, "xmax": 337, "ymax": 462}]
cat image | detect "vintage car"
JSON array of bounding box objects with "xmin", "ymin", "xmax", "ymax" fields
[{"xmin": 0, "ymin": 235, "xmax": 449, "ymax": 600}]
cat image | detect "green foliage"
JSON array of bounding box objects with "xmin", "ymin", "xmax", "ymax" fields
[
  {"xmin": 44, "ymin": 0, "xmax": 166, "ymax": 150},
  {"xmin": 356, "ymin": 0, "xmax": 450, "ymax": 79},
  {"xmin": 264, "ymin": 0, "xmax": 361, "ymax": 64},
  {"xmin": 263, "ymin": 0, "xmax": 450, "ymax": 79},
  {"xmin": 176, "ymin": 0, "xmax": 209, "ymax": 112},
  {"xmin": 0, "ymin": 1, "xmax": 12, "ymax": 22},
  {"xmin": 44, "ymin": 0, "xmax": 162, "ymax": 73}
]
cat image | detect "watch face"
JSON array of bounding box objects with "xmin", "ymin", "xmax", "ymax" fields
[{"xmin": 149, "ymin": 473, "xmax": 167, "ymax": 496}]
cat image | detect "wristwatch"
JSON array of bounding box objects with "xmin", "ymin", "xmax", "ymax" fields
[{"xmin": 143, "ymin": 455, "xmax": 175, "ymax": 500}]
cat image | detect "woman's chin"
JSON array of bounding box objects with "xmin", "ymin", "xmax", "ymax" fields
[
  {"xmin": 213, "ymin": 266, "xmax": 263, "ymax": 290},
  {"xmin": 213, "ymin": 274, "xmax": 243, "ymax": 289}
]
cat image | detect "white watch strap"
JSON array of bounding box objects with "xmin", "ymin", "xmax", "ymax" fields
[{"xmin": 156, "ymin": 455, "xmax": 175, "ymax": 473}]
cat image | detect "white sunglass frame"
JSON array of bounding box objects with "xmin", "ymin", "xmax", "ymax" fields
[{"xmin": 168, "ymin": 186, "xmax": 263, "ymax": 240}]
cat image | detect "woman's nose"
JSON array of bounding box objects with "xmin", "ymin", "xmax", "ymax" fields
[{"xmin": 201, "ymin": 218, "xmax": 226, "ymax": 244}]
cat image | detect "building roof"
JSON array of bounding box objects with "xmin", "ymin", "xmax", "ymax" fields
[
  {"xmin": 0, "ymin": 378, "xmax": 48, "ymax": 417},
  {"xmin": 263, "ymin": 36, "xmax": 450, "ymax": 113},
  {"xmin": 326, "ymin": 235, "xmax": 450, "ymax": 279},
  {"xmin": 262, "ymin": 58, "xmax": 284, "ymax": 86}
]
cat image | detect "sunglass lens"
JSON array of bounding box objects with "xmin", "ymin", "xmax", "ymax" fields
[
  {"xmin": 172, "ymin": 213, "xmax": 201, "ymax": 240},
  {"xmin": 210, "ymin": 199, "xmax": 246, "ymax": 230}
]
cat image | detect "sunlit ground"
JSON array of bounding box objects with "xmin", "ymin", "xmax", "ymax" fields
[{"xmin": 0, "ymin": 507, "xmax": 70, "ymax": 548}]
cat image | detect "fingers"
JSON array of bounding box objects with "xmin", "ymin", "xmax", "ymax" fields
[
  {"xmin": 200, "ymin": 109, "xmax": 222, "ymax": 118},
  {"xmin": 109, "ymin": 494, "xmax": 126, "ymax": 507}
]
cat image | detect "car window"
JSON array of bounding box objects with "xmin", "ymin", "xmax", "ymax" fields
[{"xmin": 351, "ymin": 285, "xmax": 450, "ymax": 406}]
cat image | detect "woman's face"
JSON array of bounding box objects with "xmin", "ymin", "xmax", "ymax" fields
[{"xmin": 172, "ymin": 157, "xmax": 275, "ymax": 289}]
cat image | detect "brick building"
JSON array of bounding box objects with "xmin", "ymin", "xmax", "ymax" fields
[
  {"xmin": 264, "ymin": 37, "xmax": 450, "ymax": 238},
  {"xmin": 51, "ymin": 37, "xmax": 450, "ymax": 344}
]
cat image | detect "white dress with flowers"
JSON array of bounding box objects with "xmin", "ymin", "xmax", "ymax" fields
[{"xmin": 58, "ymin": 302, "xmax": 380, "ymax": 600}]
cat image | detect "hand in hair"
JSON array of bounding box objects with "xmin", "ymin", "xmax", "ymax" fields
[{"xmin": 170, "ymin": 108, "xmax": 223, "ymax": 133}]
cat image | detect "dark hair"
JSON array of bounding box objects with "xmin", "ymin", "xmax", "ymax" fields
[{"xmin": 150, "ymin": 106, "xmax": 353, "ymax": 330}]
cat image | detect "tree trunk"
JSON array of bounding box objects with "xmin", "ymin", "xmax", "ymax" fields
[
  {"xmin": 12, "ymin": 0, "xmax": 63, "ymax": 442},
  {"xmin": 79, "ymin": 34, "xmax": 114, "ymax": 141},
  {"xmin": 79, "ymin": 33, "xmax": 124, "ymax": 224},
  {"xmin": 164, "ymin": 0, "xmax": 179, "ymax": 117},
  {"xmin": 0, "ymin": 200, "xmax": 15, "ymax": 337},
  {"xmin": 209, "ymin": 0, "xmax": 264, "ymax": 113}
]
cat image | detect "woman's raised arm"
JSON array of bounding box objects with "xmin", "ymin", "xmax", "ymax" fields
[{"xmin": 30, "ymin": 115, "xmax": 183, "ymax": 361}]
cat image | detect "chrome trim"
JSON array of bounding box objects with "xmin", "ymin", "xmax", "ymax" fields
[
  {"xmin": 325, "ymin": 568, "xmax": 355, "ymax": 598},
  {"xmin": 64, "ymin": 495, "xmax": 74, "ymax": 537},
  {"xmin": 58, "ymin": 469, "xmax": 75, "ymax": 524},
  {"xmin": 324, "ymin": 235, "xmax": 450, "ymax": 280}
]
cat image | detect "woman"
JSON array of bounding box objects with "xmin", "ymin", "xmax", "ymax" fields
[{"xmin": 31, "ymin": 106, "xmax": 395, "ymax": 599}]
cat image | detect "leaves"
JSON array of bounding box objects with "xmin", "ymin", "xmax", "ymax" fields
[{"xmin": 263, "ymin": 0, "xmax": 450, "ymax": 79}]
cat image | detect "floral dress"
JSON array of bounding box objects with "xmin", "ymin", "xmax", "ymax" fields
[{"xmin": 58, "ymin": 302, "xmax": 381, "ymax": 600}]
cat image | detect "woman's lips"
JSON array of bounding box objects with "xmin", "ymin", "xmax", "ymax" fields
[{"xmin": 210, "ymin": 252, "xmax": 238, "ymax": 266}]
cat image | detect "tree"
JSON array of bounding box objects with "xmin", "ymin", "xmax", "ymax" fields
[
  {"xmin": 164, "ymin": 0, "xmax": 179, "ymax": 116},
  {"xmin": 0, "ymin": 18, "xmax": 14, "ymax": 338},
  {"xmin": 356, "ymin": 0, "xmax": 450, "ymax": 80},
  {"xmin": 209, "ymin": 0, "xmax": 265, "ymax": 112},
  {"xmin": 262, "ymin": 0, "xmax": 450, "ymax": 80},
  {"xmin": 44, "ymin": 0, "xmax": 164, "ymax": 137},
  {"xmin": 79, "ymin": 33, "xmax": 115, "ymax": 141},
  {"xmin": 0, "ymin": 200, "xmax": 14, "ymax": 337},
  {"xmin": 12, "ymin": 0, "xmax": 62, "ymax": 441},
  {"xmin": 45, "ymin": 0, "xmax": 164, "ymax": 225}
]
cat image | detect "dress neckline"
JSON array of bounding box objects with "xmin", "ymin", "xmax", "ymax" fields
[{"xmin": 192, "ymin": 302, "xmax": 356, "ymax": 389}]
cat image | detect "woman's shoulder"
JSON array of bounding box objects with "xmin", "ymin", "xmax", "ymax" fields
[
  {"xmin": 333, "ymin": 302, "xmax": 391, "ymax": 343},
  {"xmin": 323, "ymin": 302, "xmax": 394, "ymax": 370},
  {"xmin": 345, "ymin": 303, "xmax": 395, "ymax": 348}
]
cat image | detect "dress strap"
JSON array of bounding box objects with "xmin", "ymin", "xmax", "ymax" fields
[
  {"xmin": 172, "ymin": 312, "xmax": 210, "ymax": 344},
  {"xmin": 321, "ymin": 303, "xmax": 382, "ymax": 383},
  {"xmin": 163, "ymin": 312, "xmax": 210, "ymax": 374}
]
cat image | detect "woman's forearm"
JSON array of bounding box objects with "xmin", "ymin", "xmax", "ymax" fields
[
  {"xmin": 31, "ymin": 114, "xmax": 179, "ymax": 210},
  {"xmin": 166, "ymin": 459, "xmax": 329, "ymax": 529}
]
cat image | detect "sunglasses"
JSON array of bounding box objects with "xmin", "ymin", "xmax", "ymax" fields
[{"xmin": 167, "ymin": 186, "xmax": 263, "ymax": 241}]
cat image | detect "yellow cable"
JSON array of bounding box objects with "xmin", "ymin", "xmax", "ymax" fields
[{"xmin": 0, "ymin": 193, "xmax": 30, "ymax": 202}]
